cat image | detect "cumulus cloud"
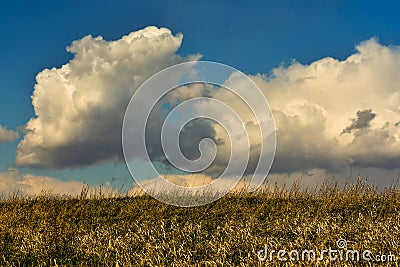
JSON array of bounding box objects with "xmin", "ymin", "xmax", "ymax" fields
[
  {"xmin": 0, "ymin": 125, "xmax": 18, "ymax": 144},
  {"xmin": 0, "ymin": 168, "xmax": 85, "ymax": 196},
  {"xmin": 251, "ymin": 38, "xmax": 400, "ymax": 172},
  {"xmin": 15, "ymin": 28, "xmax": 400, "ymax": 183},
  {"xmin": 15, "ymin": 26, "xmax": 200, "ymax": 168},
  {"xmin": 148, "ymin": 38, "xmax": 400, "ymax": 178}
]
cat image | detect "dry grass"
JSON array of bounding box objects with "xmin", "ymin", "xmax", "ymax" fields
[{"xmin": 0, "ymin": 178, "xmax": 399, "ymax": 266}]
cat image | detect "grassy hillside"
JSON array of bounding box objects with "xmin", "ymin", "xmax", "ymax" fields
[{"xmin": 0, "ymin": 180, "xmax": 399, "ymax": 266}]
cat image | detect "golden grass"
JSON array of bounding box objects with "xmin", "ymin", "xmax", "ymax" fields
[{"xmin": 0, "ymin": 178, "xmax": 399, "ymax": 266}]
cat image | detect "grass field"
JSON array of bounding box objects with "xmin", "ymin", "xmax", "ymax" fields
[{"xmin": 0, "ymin": 179, "xmax": 399, "ymax": 266}]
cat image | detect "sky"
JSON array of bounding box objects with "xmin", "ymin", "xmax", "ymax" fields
[{"xmin": 1, "ymin": 0, "xmax": 400, "ymax": 195}]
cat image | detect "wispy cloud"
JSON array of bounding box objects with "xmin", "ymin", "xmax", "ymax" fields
[
  {"xmin": 0, "ymin": 168, "xmax": 85, "ymax": 196},
  {"xmin": 0, "ymin": 125, "xmax": 18, "ymax": 145}
]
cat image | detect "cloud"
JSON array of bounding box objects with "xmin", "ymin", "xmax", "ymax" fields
[
  {"xmin": 128, "ymin": 173, "xmax": 260, "ymax": 196},
  {"xmin": 0, "ymin": 168, "xmax": 85, "ymax": 196},
  {"xmin": 251, "ymin": 38, "xmax": 400, "ymax": 172},
  {"xmin": 144, "ymin": 37, "xmax": 400, "ymax": 178},
  {"xmin": 15, "ymin": 26, "xmax": 200, "ymax": 169},
  {"xmin": 15, "ymin": 29, "xmax": 400, "ymax": 181},
  {"xmin": 341, "ymin": 109, "xmax": 376, "ymax": 134},
  {"xmin": 0, "ymin": 125, "xmax": 18, "ymax": 144}
]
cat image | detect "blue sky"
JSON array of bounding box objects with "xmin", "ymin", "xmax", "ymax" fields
[
  {"xmin": 1, "ymin": 0, "xmax": 400, "ymax": 193},
  {"xmin": 2, "ymin": 0, "xmax": 400, "ymax": 127}
]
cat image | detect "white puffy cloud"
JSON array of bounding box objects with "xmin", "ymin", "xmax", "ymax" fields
[
  {"xmin": 0, "ymin": 125, "xmax": 18, "ymax": 144},
  {"xmin": 162, "ymin": 38, "xmax": 400, "ymax": 177},
  {"xmin": 251, "ymin": 38, "xmax": 400, "ymax": 173},
  {"xmin": 0, "ymin": 168, "xmax": 85, "ymax": 196},
  {"xmin": 15, "ymin": 26, "xmax": 200, "ymax": 168},
  {"xmin": 15, "ymin": 28, "xmax": 400, "ymax": 182}
]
